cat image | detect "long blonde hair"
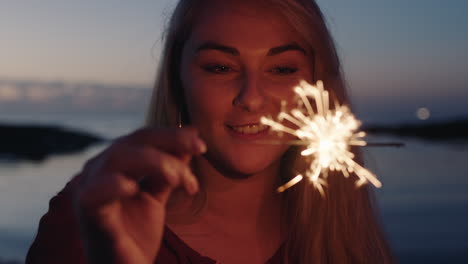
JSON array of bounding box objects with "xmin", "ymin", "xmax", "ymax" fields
[{"xmin": 145, "ymin": 0, "xmax": 394, "ymax": 263}]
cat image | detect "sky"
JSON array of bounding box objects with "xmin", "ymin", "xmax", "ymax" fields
[{"xmin": 1, "ymin": 0, "xmax": 467, "ymax": 122}]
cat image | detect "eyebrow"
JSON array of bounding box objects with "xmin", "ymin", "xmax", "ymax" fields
[
  {"xmin": 195, "ymin": 42, "xmax": 307, "ymax": 56},
  {"xmin": 196, "ymin": 42, "xmax": 240, "ymax": 56},
  {"xmin": 267, "ymin": 43, "xmax": 307, "ymax": 56}
]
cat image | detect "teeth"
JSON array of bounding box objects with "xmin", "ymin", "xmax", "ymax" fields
[{"xmin": 231, "ymin": 124, "xmax": 268, "ymax": 134}]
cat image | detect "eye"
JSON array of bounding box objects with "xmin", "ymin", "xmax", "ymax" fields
[
  {"xmin": 270, "ymin": 66, "xmax": 298, "ymax": 75},
  {"xmin": 202, "ymin": 64, "xmax": 234, "ymax": 74}
]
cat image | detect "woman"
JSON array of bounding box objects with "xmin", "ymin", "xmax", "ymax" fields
[{"xmin": 26, "ymin": 0, "xmax": 394, "ymax": 263}]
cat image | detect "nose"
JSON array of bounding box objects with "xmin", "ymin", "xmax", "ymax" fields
[{"xmin": 232, "ymin": 74, "xmax": 266, "ymax": 112}]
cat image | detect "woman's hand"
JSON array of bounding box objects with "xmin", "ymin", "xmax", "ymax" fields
[{"xmin": 74, "ymin": 127, "xmax": 206, "ymax": 264}]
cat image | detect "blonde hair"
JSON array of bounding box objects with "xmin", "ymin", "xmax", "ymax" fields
[{"xmin": 145, "ymin": 0, "xmax": 394, "ymax": 263}]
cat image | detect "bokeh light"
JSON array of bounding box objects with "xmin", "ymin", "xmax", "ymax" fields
[{"xmin": 416, "ymin": 107, "xmax": 431, "ymax": 120}]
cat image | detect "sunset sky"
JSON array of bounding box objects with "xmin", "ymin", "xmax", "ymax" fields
[{"xmin": 1, "ymin": 0, "xmax": 467, "ymax": 121}]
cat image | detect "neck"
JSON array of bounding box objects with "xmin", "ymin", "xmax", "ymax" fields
[
  {"xmin": 166, "ymin": 157, "xmax": 286, "ymax": 264},
  {"xmin": 167, "ymin": 156, "xmax": 284, "ymax": 231},
  {"xmin": 198, "ymin": 156, "xmax": 282, "ymax": 223}
]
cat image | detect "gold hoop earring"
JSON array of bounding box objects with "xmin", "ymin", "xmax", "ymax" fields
[{"xmin": 177, "ymin": 111, "xmax": 183, "ymax": 128}]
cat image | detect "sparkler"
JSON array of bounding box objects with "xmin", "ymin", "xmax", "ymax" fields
[{"xmin": 260, "ymin": 80, "xmax": 382, "ymax": 196}]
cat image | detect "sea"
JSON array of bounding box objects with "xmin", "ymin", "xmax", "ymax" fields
[{"xmin": 0, "ymin": 112, "xmax": 467, "ymax": 263}]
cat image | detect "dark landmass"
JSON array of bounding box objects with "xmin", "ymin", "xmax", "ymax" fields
[
  {"xmin": 0, "ymin": 123, "xmax": 104, "ymax": 162},
  {"xmin": 1, "ymin": 118, "xmax": 467, "ymax": 162},
  {"xmin": 363, "ymin": 119, "xmax": 468, "ymax": 142}
]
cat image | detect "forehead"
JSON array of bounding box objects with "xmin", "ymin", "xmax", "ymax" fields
[{"xmin": 188, "ymin": 1, "xmax": 305, "ymax": 52}]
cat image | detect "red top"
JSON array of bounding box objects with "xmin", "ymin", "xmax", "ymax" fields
[{"xmin": 25, "ymin": 175, "xmax": 283, "ymax": 264}]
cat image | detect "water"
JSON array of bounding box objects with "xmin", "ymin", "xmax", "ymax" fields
[
  {"xmin": 1, "ymin": 113, "xmax": 467, "ymax": 263},
  {"xmin": 364, "ymin": 136, "xmax": 468, "ymax": 262},
  {"xmin": 0, "ymin": 112, "xmax": 142, "ymax": 263}
]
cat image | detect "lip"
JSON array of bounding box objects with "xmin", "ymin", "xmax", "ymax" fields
[{"xmin": 225, "ymin": 123, "xmax": 271, "ymax": 140}]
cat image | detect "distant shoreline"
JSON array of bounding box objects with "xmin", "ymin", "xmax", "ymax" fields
[
  {"xmin": 362, "ymin": 118, "xmax": 468, "ymax": 141},
  {"xmin": 1, "ymin": 118, "xmax": 467, "ymax": 162}
]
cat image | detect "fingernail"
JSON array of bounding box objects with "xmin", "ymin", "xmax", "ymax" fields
[
  {"xmin": 195, "ymin": 138, "xmax": 207, "ymax": 153},
  {"xmin": 187, "ymin": 176, "xmax": 199, "ymax": 195},
  {"xmin": 191, "ymin": 178, "xmax": 199, "ymax": 195}
]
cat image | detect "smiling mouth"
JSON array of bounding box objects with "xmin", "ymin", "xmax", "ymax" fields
[{"xmin": 228, "ymin": 124, "xmax": 269, "ymax": 134}]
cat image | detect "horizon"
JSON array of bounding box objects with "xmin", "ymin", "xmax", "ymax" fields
[{"xmin": 0, "ymin": 78, "xmax": 466, "ymax": 125}]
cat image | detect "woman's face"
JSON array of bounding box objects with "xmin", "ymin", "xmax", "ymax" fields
[{"xmin": 180, "ymin": 0, "xmax": 314, "ymax": 178}]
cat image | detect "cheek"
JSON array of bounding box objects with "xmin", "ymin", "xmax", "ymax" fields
[
  {"xmin": 184, "ymin": 75, "xmax": 232, "ymax": 126},
  {"xmin": 266, "ymin": 80, "xmax": 301, "ymax": 105},
  {"xmin": 266, "ymin": 69, "xmax": 313, "ymax": 97}
]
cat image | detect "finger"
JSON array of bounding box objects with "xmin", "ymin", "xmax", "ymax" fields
[
  {"xmin": 77, "ymin": 171, "xmax": 138, "ymax": 211},
  {"xmin": 125, "ymin": 127, "xmax": 207, "ymax": 157},
  {"xmin": 180, "ymin": 165, "xmax": 199, "ymax": 195},
  {"xmin": 134, "ymin": 148, "xmax": 199, "ymax": 197},
  {"xmin": 104, "ymin": 145, "xmax": 199, "ymax": 197}
]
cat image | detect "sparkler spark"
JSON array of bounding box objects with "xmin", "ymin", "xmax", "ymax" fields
[{"xmin": 260, "ymin": 80, "xmax": 382, "ymax": 195}]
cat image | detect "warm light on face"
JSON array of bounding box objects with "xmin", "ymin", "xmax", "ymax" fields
[{"xmin": 261, "ymin": 80, "xmax": 382, "ymax": 196}]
